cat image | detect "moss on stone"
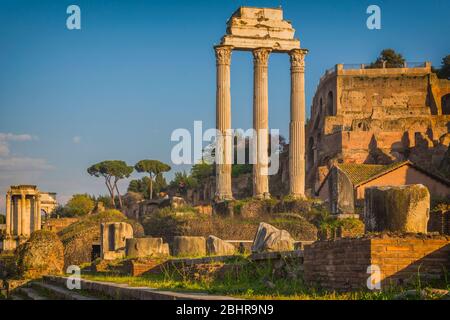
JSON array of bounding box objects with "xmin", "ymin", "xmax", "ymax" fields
[{"xmin": 15, "ymin": 230, "xmax": 64, "ymax": 279}]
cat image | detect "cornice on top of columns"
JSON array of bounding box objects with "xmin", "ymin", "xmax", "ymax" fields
[
  {"xmin": 252, "ymin": 47, "xmax": 272, "ymax": 66},
  {"xmin": 214, "ymin": 45, "xmax": 233, "ymax": 65}
]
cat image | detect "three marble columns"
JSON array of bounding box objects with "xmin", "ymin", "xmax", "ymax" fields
[{"xmin": 214, "ymin": 45, "xmax": 308, "ymax": 200}]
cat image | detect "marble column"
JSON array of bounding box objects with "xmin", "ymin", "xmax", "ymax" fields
[
  {"xmin": 252, "ymin": 48, "xmax": 271, "ymax": 199},
  {"xmin": 5, "ymin": 192, "xmax": 11, "ymax": 235},
  {"xmin": 214, "ymin": 45, "xmax": 233, "ymax": 200},
  {"xmin": 289, "ymin": 49, "xmax": 308, "ymax": 198},
  {"xmin": 17, "ymin": 194, "xmax": 22, "ymax": 236},
  {"xmin": 36, "ymin": 195, "xmax": 41, "ymax": 231},
  {"xmin": 20, "ymin": 193, "xmax": 27, "ymax": 236}
]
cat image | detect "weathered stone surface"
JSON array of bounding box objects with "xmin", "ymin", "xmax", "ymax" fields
[
  {"xmin": 172, "ymin": 236, "xmax": 206, "ymax": 257},
  {"xmin": 213, "ymin": 201, "xmax": 234, "ymax": 217},
  {"xmin": 101, "ymin": 222, "xmax": 134, "ymax": 260},
  {"xmin": 59, "ymin": 210, "xmax": 143, "ymax": 267},
  {"xmin": 15, "ymin": 230, "xmax": 64, "ymax": 279},
  {"xmin": 221, "ymin": 7, "xmax": 300, "ymax": 52},
  {"xmin": 161, "ymin": 243, "xmax": 170, "ymax": 256},
  {"xmin": 171, "ymin": 196, "xmax": 186, "ymax": 210},
  {"xmin": 4, "ymin": 185, "xmax": 57, "ymax": 251},
  {"xmin": 364, "ymin": 184, "xmax": 430, "ymax": 233},
  {"xmin": 306, "ymin": 63, "xmax": 450, "ymax": 193},
  {"xmin": 125, "ymin": 237, "xmax": 169, "ymax": 258},
  {"xmin": 328, "ymin": 166, "xmax": 355, "ymax": 214},
  {"xmin": 251, "ymin": 222, "xmax": 295, "ymax": 253},
  {"xmin": 206, "ymin": 235, "xmax": 236, "ymax": 256}
]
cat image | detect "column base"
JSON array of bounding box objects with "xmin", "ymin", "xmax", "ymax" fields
[
  {"xmin": 214, "ymin": 194, "xmax": 234, "ymax": 202},
  {"xmin": 2, "ymin": 236, "xmax": 19, "ymax": 251},
  {"xmin": 253, "ymin": 192, "xmax": 271, "ymax": 200},
  {"xmin": 288, "ymin": 193, "xmax": 307, "ymax": 200}
]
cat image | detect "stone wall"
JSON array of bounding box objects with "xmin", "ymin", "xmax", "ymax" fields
[
  {"xmin": 304, "ymin": 235, "xmax": 450, "ymax": 291},
  {"xmin": 306, "ymin": 63, "xmax": 450, "ymax": 192},
  {"xmin": 42, "ymin": 218, "xmax": 79, "ymax": 233}
]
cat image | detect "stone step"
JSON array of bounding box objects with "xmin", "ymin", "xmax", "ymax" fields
[
  {"xmin": 9, "ymin": 294, "xmax": 25, "ymax": 300},
  {"xmin": 44, "ymin": 275, "xmax": 240, "ymax": 300},
  {"xmin": 31, "ymin": 281, "xmax": 98, "ymax": 300},
  {"xmin": 18, "ymin": 287, "xmax": 48, "ymax": 300}
]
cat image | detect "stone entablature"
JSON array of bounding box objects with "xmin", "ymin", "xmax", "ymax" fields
[{"xmin": 220, "ymin": 7, "xmax": 300, "ymax": 52}]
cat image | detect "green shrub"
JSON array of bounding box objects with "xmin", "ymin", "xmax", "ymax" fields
[{"xmin": 63, "ymin": 194, "xmax": 95, "ymax": 216}]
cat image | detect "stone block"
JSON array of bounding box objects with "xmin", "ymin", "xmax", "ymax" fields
[
  {"xmin": 251, "ymin": 222, "xmax": 295, "ymax": 253},
  {"xmin": 206, "ymin": 235, "xmax": 236, "ymax": 256},
  {"xmin": 364, "ymin": 184, "xmax": 430, "ymax": 233},
  {"xmin": 125, "ymin": 237, "xmax": 169, "ymax": 258},
  {"xmin": 100, "ymin": 222, "xmax": 133, "ymax": 260},
  {"xmin": 171, "ymin": 196, "xmax": 186, "ymax": 210},
  {"xmin": 172, "ymin": 236, "xmax": 206, "ymax": 257}
]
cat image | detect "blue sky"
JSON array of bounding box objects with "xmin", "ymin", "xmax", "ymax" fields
[{"xmin": 0, "ymin": 0, "xmax": 449, "ymax": 210}]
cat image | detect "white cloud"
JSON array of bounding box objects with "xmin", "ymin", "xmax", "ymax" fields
[
  {"xmin": 0, "ymin": 141, "xmax": 9, "ymax": 157},
  {"xmin": 73, "ymin": 136, "xmax": 81, "ymax": 144},
  {"xmin": 0, "ymin": 132, "xmax": 52, "ymax": 176},
  {"xmin": 0, "ymin": 157, "xmax": 54, "ymax": 171},
  {"xmin": 0, "ymin": 133, "xmax": 36, "ymax": 142},
  {"xmin": 0, "ymin": 133, "xmax": 38, "ymax": 157},
  {"xmin": 0, "ymin": 133, "xmax": 54, "ymax": 213}
]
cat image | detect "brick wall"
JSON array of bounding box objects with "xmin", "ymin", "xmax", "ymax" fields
[{"xmin": 304, "ymin": 235, "xmax": 450, "ymax": 291}]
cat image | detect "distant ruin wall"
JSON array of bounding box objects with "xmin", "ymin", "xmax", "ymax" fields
[{"xmin": 306, "ymin": 65, "xmax": 450, "ymax": 191}]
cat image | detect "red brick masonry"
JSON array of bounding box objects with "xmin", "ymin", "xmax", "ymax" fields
[{"xmin": 304, "ymin": 235, "xmax": 450, "ymax": 291}]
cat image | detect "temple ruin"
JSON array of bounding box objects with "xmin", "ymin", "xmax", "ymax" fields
[
  {"xmin": 214, "ymin": 7, "xmax": 308, "ymax": 200},
  {"xmin": 2, "ymin": 185, "xmax": 57, "ymax": 251}
]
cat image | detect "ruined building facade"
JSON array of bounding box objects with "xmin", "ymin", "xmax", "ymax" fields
[{"xmin": 306, "ymin": 63, "xmax": 450, "ymax": 193}]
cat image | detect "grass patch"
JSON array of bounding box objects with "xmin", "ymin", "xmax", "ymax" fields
[{"xmin": 79, "ymin": 258, "xmax": 445, "ymax": 300}]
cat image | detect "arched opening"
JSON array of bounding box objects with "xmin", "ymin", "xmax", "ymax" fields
[
  {"xmin": 326, "ymin": 91, "xmax": 334, "ymax": 116},
  {"xmin": 442, "ymin": 94, "xmax": 450, "ymax": 115}
]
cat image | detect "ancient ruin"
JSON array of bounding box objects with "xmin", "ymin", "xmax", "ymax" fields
[
  {"xmin": 3, "ymin": 185, "xmax": 57, "ymax": 251},
  {"xmin": 318, "ymin": 161, "xmax": 450, "ymax": 215},
  {"xmin": 1, "ymin": 4, "xmax": 450, "ymax": 302},
  {"xmin": 307, "ymin": 63, "xmax": 450, "ymax": 193},
  {"xmin": 100, "ymin": 222, "xmax": 133, "ymax": 260},
  {"xmin": 364, "ymin": 184, "xmax": 430, "ymax": 233},
  {"xmin": 214, "ymin": 7, "xmax": 308, "ymax": 200}
]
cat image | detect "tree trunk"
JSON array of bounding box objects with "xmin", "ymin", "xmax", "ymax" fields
[
  {"xmin": 105, "ymin": 177, "xmax": 116, "ymax": 208},
  {"xmin": 115, "ymin": 178, "xmax": 123, "ymax": 209},
  {"xmin": 149, "ymin": 175, "xmax": 153, "ymax": 200}
]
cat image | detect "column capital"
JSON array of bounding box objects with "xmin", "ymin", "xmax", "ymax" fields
[
  {"xmin": 252, "ymin": 48, "xmax": 272, "ymax": 67},
  {"xmin": 289, "ymin": 48, "xmax": 308, "ymax": 70},
  {"xmin": 214, "ymin": 45, "xmax": 233, "ymax": 65}
]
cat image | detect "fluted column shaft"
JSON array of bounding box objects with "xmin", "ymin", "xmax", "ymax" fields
[
  {"xmin": 214, "ymin": 45, "xmax": 233, "ymax": 200},
  {"xmin": 36, "ymin": 195, "xmax": 41, "ymax": 230},
  {"xmin": 289, "ymin": 49, "xmax": 308, "ymax": 198},
  {"xmin": 252, "ymin": 48, "xmax": 271, "ymax": 199},
  {"xmin": 5, "ymin": 192, "xmax": 11, "ymax": 235},
  {"xmin": 19, "ymin": 193, "xmax": 25, "ymax": 236}
]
